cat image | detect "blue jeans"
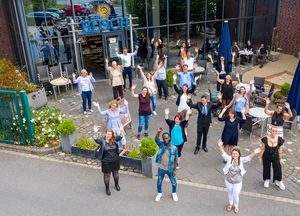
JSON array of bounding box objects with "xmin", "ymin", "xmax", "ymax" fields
[
  {"xmin": 123, "ymin": 66, "xmax": 132, "ymax": 89},
  {"xmin": 236, "ymin": 111, "xmax": 243, "ymax": 129},
  {"xmin": 138, "ymin": 115, "xmax": 150, "ymax": 134},
  {"xmin": 150, "ymin": 94, "xmax": 157, "ymax": 112},
  {"xmin": 157, "ymin": 168, "xmax": 177, "ymax": 193},
  {"xmin": 81, "ymin": 91, "xmax": 92, "ymax": 111}
]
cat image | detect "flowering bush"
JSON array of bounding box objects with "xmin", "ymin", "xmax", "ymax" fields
[{"xmin": 14, "ymin": 106, "xmax": 64, "ymax": 147}]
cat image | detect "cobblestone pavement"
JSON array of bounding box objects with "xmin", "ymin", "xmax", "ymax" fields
[{"xmin": 47, "ymin": 63, "xmax": 300, "ymax": 200}]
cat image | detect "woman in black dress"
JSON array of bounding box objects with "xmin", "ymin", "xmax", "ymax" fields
[
  {"xmin": 93, "ymin": 125, "xmax": 124, "ymax": 196},
  {"xmin": 216, "ymin": 73, "xmax": 240, "ymax": 108},
  {"xmin": 218, "ymin": 107, "xmax": 246, "ymax": 160},
  {"xmin": 259, "ymin": 127, "xmax": 285, "ymax": 190}
]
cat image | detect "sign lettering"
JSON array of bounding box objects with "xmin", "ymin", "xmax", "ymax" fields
[{"xmin": 81, "ymin": 17, "xmax": 129, "ymax": 33}]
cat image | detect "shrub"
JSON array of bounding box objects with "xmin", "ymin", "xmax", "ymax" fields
[
  {"xmin": 166, "ymin": 69, "xmax": 174, "ymax": 87},
  {"xmin": 74, "ymin": 138, "xmax": 98, "ymax": 150},
  {"xmin": 13, "ymin": 106, "xmax": 63, "ymax": 147},
  {"xmin": 273, "ymin": 91, "xmax": 284, "ymax": 100},
  {"xmin": 129, "ymin": 148, "xmax": 141, "ymax": 159},
  {"xmin": 58, "ymin": 119, "xmax": 76, "ymax": 136},
  {"xmin": 0, "ymin": 58, "xmax": 37, "ymax": 93},
  {"xmin": 139, "ymin": 136, "xmax": 158, "ymax": 157},
  {"xmin": 280, "ymin": 82, "xmax": 291, "ymax": 96}
]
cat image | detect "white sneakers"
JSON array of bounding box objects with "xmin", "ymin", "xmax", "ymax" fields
[
  {"xmin": 275, "ymin": 180, "xmax": 286, "ymax": 190},
  {"xmin": 264, "ymin": 179, "xmax": 269, "ymax": 188},
  {"xmin": 155, "ymin": 193, "xmax": 178, "ymax": 202},
  {"xmin": 172, "ymin": 193, "xmax": 178, "ymax": 202},
  {"xmin": 264, "ymin": 179, "xmax": 285, "ymax": 190},
  {"xmin": 152, "ymin": 111, "xmax": 157, "ymax": 115},
  {"xmin": 155, "ymin": 193, "xmax": 162, "ymax": 202},
  {"xmin": 89, "ymin": 109, "xmax": 94, "ymax": 113},
  {"xmin": 83, "ymin": 111, "xmax": 87, "ymax": 115}
]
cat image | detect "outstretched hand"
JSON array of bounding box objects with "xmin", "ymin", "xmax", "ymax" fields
[
  {"xmin": 137, "ymin": 65, "xmax": 142, "ymax": 70},
  {"xmin": 173, "ymin": 74, "xmax": 177, "ymax": 82},
  {"xmin": 265, "ymin": 98, "xmax": 271, "ymax": 105},
  {"xmin": 131, "ymin": 84, "xmax": 137, "ymax": 90},
  {"xmin": 187, "ymin": 109, "xmax": 193, "ymax": 115},
  {"xmin": 285, "ymin": 102, "xmax": 290, "ymax": 109},
  {"xmin": 249, "ymin": 80, "xmax": 254, "ymax": 85},
  {"xmin": 158, "ymin": 127, "xmax": 163, "ymax": 133},
  {"xmin": 165, "ymin": 108, "xmax": 170, "ymax": 115},
  {"xmin": 92, "ymin": 101, "xmax": 100, "ymax": 109},
  {"xmin": 124, "ymin": 99, "xmax": 128, "ymax": 107},
  {"xmin": 218, "ymin": 139, "xmax": 223, "ymax": 147},
  {"xmin": 72, "ymin": 73, "xmax": 76, "ymax": 78},
  {"xmin": 93, "ymin": 125, "xmax": 99, "ymax": 133},
  {"xmin": 254, "ymin": 148, "xmax": 261, "ymax": 154}
]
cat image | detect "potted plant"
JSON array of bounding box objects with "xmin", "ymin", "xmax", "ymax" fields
[
  {"xmin": 71, "ymin": 138, "xmax": 99, "ymax": 158},
  {"xmin": 119, "ymin": 148, "xmax": 142, "ymax": 169},
  {"xmin": 58, "ymin": 119, "xmax": 76, "ymax": 153},
  {"xmin": 139, "ymin": 136, "xmax": 158, "ymax": 178},
  {"xmin": 166, "ymin": 69, "xmax": 175, "ymax": 95},
  {"xmin": 26, "ymin": 83, "xmax": 48, "ymax": 110},
  {"xmin": 280, "ymin": 82, "xmax": 291, "ymax": 96}
]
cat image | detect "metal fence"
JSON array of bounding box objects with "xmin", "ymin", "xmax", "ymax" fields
[{"xmin": 0, "ymin": 90, "xmax": 34, "ymax": 146}]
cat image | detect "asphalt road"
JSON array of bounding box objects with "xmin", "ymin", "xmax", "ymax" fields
[{"xmin": 0, "ymin": 150, "xmax": 299, "ymax": 216}]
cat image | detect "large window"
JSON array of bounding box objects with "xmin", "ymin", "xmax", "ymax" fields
[
  {"xmin": 169, "ymin": 0, "xmax": 186, "ymax": 24},
  {"xmin": 190, "ymin": 0, "xmax": 205, "ymax": 22},
  {"xmin": 125, "ymin": 0, "xmax": 146, "ymax": 27},
  {"xmin": 147, "ymin": 0, "xmax": 167, "ymax": 26}
]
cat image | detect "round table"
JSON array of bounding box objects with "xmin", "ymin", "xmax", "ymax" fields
[
  {"xmin": 239, "ymin": 50, "xmax": 254, "ymax": 55},
  {"xmin": 235, "ymin": 83, "xmax": 256, "ymax": 92},
  {"xmin": 195, "ymin": 66, "xmax": 205, "ymax": 73},
  {"xmin": 248, "ymin": 107, "xmax": 270, "ymax": 137}
]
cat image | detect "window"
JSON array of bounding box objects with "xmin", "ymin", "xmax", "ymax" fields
[{"xmin": 147, "ymin": 0, "xmax": 167, "ymax": 26}]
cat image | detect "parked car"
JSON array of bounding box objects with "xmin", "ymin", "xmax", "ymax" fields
[
  {"xmin": 62, "ymin": 4, "xmax": 90, "ymax": 16},
  {"xmin": 26, "ymin": 12, "xmax": 60, "ymax": 26},
  {"xmin": 45, "ymin": 8, "xmax": 66, "ymax": 19},
  {"xmin": 81, "ymin": 3, "xmax": 93, "ymax": 11},
  {"xmin": 89, "ymin": 0, "xmax": 117, "ymax": 18}
]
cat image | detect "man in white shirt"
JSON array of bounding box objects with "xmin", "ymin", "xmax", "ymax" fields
[
  {"xmin": 115, "ymin": 46, "xmax": 138, "ymax": 91},
  {"xmin": 182, "ymin": 48, "xmax": 199, "ymax": 71}
]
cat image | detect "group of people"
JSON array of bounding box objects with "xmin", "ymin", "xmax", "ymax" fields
[{"xmin": 71, "ymin": 37, "xmax": 292, "ymax": 213}]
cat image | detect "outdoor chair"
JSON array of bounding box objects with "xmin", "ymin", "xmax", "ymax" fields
[
  {"xmin": 36, "ymin": 65, "xmax": 51, "ymax": 89},
  {"xmin": 242, "ymin": 115, "xmax": 261, "ymax": 141},
  {"xmin": 49, "ymin": 63, "xmax": 73, "ymax": 100},
  {"xmin": 283, "ymin": 109, "xmax": 298, "ymax": 135},
  {"xmin": 63, "ymin": 63, "xmax": 77, "ymax": 80},
  {"xmin": 254, "ymin": 83, "xmax": 275, "ymax": 107},
  {"xmin": 254, "ymin": 76, "xmax": 265, "ymax": 94},
  {"xmin": 197, "ymin": 60, "xmax": 207, "ymax": 82}
]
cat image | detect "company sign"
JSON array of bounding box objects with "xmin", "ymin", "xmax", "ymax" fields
[{"xmin": 81, "ymin": 17, "xmax": 129, "ymax": 34}]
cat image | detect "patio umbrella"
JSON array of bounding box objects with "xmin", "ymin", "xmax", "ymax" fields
[
  {"xmin": 287, "ymin": 60, "xmax": 300, "ymax": 115},
  {"xmin": 218, "ymin": 20, "xmax": 232, "ymax": 73}
]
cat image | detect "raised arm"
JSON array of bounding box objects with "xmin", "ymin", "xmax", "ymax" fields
[
  {"xmin": 247, "ymin": 148, "xmax": 261, "ymax": 160},
  {"xmin": 131, "ymin": 84, "xmax": 139, "ymax": 98},
  {"xmin": 284, "ymin": 102, "xmax": 293, "ymax": 119},
  {"xmin": 264, "ymin": 98, "xmax": 275, "ymax": 116},
  {"xmin": 114, "ymin": 46, "xmax": 122, "ymax": 58},
  {"xmin": 218, "ymin": 106, "xmax": 227, "ymax": 119},
  {"xmin": 232, "ymin": 72, "xmax": 240, "ymax": 86},
  {"xmin": 194, "ymin": 47, "xmax": 199, "ymax": 60},
  {"xmin": 130, "ymin": 46, "xmax": 138, "ymax": 56},
  {"xmin": 218, "ymin": 139, "xmax": 231, "ymax": 162},
  {"xmin": 137, "ymin": 65, "xmax": 147, "ymax": 82},
  {"xmin": 72, "ymin": 73, "xmax": 80, "ymax": 84},
  {"xmin": 155, "ymin": 127, "xmax": 163, "ymax": 140},
  {"xmin": 173, "ymin": 74, "xmax": 180, "ymax": 94},
  {"xmin": 187, "ymin": 94, "xmax": 198, "ymax": 109},
  {"xmin": 105, "ymin": 58, "xmax": 110, "ymax": 71},
  {"xmin": 246, "ymin": 80, "xmax": 254, "ymax": 97},
  {"xmin": 163, "ymin": 55, "xmax": 168, "ymax": 68},
  {"xmin": 93, "ymin": 101, "xmax": 109, "ymax": 116},
  {"xmin": 215, "ymin": 70, "xmax": 224, "ymax": 84}
]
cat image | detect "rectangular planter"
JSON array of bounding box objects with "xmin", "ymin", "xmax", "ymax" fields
[
  {"xmin": 141, "ymin": 155, "xmax": 157, "ymax": 179},
  {"xmin": 71, "ymin": 144, "xmax": 98, "ymax": 159},
  {"xmin": 27, "ymin": 87, "xmax": 47, "ymax": 109},
  {"xmin": 60, "ymin": 132, "xmax": 76, "ymax": 153},
  {"xmin": 119, "ymin": 150, "xmax": 142, "ymax": 169}
]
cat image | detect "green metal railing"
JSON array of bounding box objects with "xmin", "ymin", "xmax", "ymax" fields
[{"xmin": 0, "ymin": 90, "xmax": 34, "ymax": 146}]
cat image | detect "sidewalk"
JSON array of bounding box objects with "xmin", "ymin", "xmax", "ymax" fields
[
  {"xmin": 47, "ymin": 74, "xmax": 300, "ymax": 202},
  {"xmin": 0, "ymin": 150, "xmax": 299, "ymax": 216}
]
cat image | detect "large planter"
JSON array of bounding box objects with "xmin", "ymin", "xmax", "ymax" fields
[
  {"xmin": 27, "ymin": 87, "xmax": 47, "ymax": 109},
  {"xmin": 141, "ymin": 155, "xmax": 157, "ymax": 178},
  {"xmin": 119, "ymin": 149, "xmax": 142, "ymax": 169},
  {"xmin": 60, "ymin": 132, "xmax": 76, "ymax": 153},
  {"xmin": 71, "ymin": 144, "xmax": 98, "ymax": 159}
]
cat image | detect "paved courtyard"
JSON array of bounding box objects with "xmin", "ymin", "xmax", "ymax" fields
[{"xmin": 47, "ymin": 62, "xmax": 300, "ymax": 201}]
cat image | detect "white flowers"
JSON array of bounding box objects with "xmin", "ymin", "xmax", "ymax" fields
[
  {"xmin": 58, "ymin": 116, "xmax": 62, "ymax": 121},
  {"xmin": 48, "ymin": 128, "xmax": 52, "ymax": 132},
  {"xmin": 45, "ymin": 144, "xmax": 49, "ymax": 148},
  {"xmin": 52, "ymin": 113, "xmax": 55, "ymax": 116},
  {"xmin": 30, "ymin": 119, "xmax": 35, "ymax": 123},
  {"xmin": 37, "ymin": 117, "xmax": 40, "ymax": 120}
]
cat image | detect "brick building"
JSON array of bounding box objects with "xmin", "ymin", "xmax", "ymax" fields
[{"xmin": 277, "ymin": 0, "xmax": 300, "ymax": 57}]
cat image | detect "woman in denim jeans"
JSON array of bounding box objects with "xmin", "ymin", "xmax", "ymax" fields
[
  {"xmin": 154, "ymin": 127, "xmax": 178, "ymax": 202},
  {"xmin": 131, "ymin": 84, "xmax": 154, "ymax": 139},
  {"xmin": 72, "ymin": 69, "xmax": 95, "ymax": 115},
  {"xmin": 137, "ymin": 65, "xmax": 158, "ymax": 115}
]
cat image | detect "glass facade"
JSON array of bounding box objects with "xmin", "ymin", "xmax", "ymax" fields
[{"xmin": 19, "ymin": 0, "xmax": 279, "ymax": 82}]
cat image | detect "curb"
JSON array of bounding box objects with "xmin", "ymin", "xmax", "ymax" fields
[{"xmin": 0, "ymin": 142, "xmax": 62, "ymax": 155}]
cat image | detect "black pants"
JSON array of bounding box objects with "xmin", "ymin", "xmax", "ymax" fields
[
  {"xmin": 263, "ymin": 156, "xmax": 282, "ymax": 182},
  {"xmin": 156, "ymin": 79, "xmax": 168, "ymax": 99},
  {"xmin": 112, "ymin": 85, "xmax": 123, "ymax": 99},
  {"xmin": 123, "ymin": 66, "xmax": 132, "ymax": 89},
  {"xmin": 196, "ymin": 124, "xmax": 209, "ymax": 149}
]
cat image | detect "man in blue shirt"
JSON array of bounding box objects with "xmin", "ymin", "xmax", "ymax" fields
[
  {"xmin": 155, "ymin": 127, "xmax": 178, "ymax": 202},
  {"xmin": 176, "ymin": 64, "xmax": 194, "ymax": 90},
  {"xmin": 40, "ymin": 41, "xmax": 54, "ymax": 65}
]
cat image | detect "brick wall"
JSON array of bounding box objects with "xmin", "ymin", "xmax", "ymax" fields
[
  {"xmin": 0, "ymin": 0, "xmax": 16, "ymax": 63},
  {"xmin": 278, "ymin": 0, "xmax": 300, "ymax": 57}
]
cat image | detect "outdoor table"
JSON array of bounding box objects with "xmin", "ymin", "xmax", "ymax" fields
[
  {"xmin": 235, "ymin": 83, "xmax": 256, "ymax": 92},
  {"xmin": 248, "ymin": 107, "xmax": 270, "ymax": 137},
  {"xmin": 194, "ymin": 66, "xmax": 205, "ymax": 81},
  {"xmin": 239, "ymin": 50, "xmax": 254, "ymax": 56}
]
